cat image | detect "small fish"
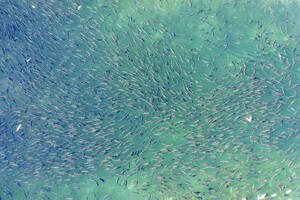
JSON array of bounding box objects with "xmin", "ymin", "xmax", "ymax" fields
[
  {"xmin": 270, "ymin": 193, "xmax": 277, "ymax": 197},
  {"xmin": 285, "ymin": 189, "xmax": 292, "ymax": 194},
  {"xmin": 257, "ymin": 193, "xmax": 266, "ymax": 200},
  {"xmin": 245, "ymin": 115, "xmax": 252, "ymax": 122},
  {"xmin": 16, "ymin": 124, "xmax": 22, "ymax": 132},
  {"xmin": 99, "ymin": 178, "xmax": 105, "ymax": 182}
]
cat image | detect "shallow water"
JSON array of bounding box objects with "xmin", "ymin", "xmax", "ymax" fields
[{"xmin": 0, "ymin": 0, "xmax": 299, "ymax": 200}]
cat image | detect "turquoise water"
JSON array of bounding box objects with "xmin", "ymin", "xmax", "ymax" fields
[{"xmin": 0, "ymin": 0, "xmax": 299, "ymax": 199}]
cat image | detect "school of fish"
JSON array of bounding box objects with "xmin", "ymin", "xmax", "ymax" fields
[{"xmin": 0, "ymin": 0, "xmax": 299, "ymax": 200}]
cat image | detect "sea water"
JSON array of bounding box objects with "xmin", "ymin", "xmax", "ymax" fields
[{"xmin": 0, "ymin": 0, "xmax": 299, "ymax": 199}]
